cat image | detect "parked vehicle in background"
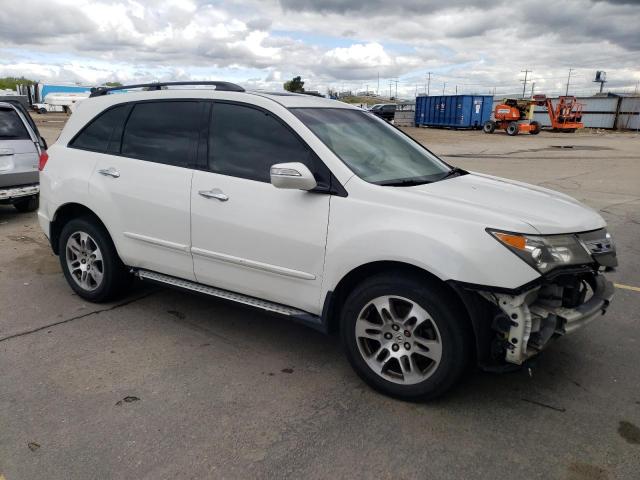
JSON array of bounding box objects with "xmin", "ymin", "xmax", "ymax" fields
[
  {"xmin": 369, "ymin": 103, "xmax": 396, "ymax": 121},
  {"xmin": 44, "ymin": 92, "xmax": 90, "ymax": 113},
  {"xmin": 32, "ymin": 103, "xmax": 65, "ymax": 114},
  {"xmin": 38, "ymin": 82, "xmax": 617, "ymax": 400},
  {"xmin": 0, "ymin": 101, "xmax": 47, "ymax": 212}
]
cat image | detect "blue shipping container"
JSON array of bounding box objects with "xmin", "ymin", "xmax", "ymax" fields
[
  {"xmin": 39, "ymin": 84, "xmax": 93, "ymax": 100},
  {"xmin": 415, "ymin": 95, "xmax": 493, "ymax": 129}
]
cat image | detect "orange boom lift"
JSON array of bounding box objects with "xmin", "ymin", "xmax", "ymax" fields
[{"xmin": 483, "ymin": 95, "xmax": 584, "ymax": 136}]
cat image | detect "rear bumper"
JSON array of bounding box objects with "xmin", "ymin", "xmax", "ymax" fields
[{"xmin": 0, "ymin": 183, "xmax": 39, "ymax": 202}]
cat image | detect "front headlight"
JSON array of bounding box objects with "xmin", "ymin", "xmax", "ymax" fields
[{"xmin": 488, "ymin": 229, "xmax": 593, "ymax": 273}]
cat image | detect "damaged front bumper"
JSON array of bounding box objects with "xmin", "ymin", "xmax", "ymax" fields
[{"xmin": 478, "ymin": 273, "xmax": 615, "ymax": 365}]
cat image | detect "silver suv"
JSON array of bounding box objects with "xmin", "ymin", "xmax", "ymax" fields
[{"xmin": 0, "ymin": 101, "xmax": 47, "ymax": 212}]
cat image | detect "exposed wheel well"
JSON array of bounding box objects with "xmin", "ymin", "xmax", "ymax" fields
[
  {"xmin": 50, "ymin": 203, "xmax": 109, "ymax": 255},
  {"xmin": 324, "ymin": 261, "xmax": 474, "ymax": 337}
]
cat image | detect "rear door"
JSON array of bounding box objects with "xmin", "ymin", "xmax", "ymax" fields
[
  {"xmin": 0, "ymin": 105, "xmax": 39, "ymax": 188},
  {"xmin": 87, "ymin": 100, "xmax": 204, "ymax": 280}
]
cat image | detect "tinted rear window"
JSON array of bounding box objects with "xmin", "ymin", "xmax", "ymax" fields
[
  {"xmin": 0, "ymin": 108, "xmax": 30, "ymax": 139},
  {"xmin": 69, "ymin": 104, "xmax": 131, "ymax": 152},
  {"xmin": 121, "ymin": 101, "xmax": 201, "ymax": 167}
]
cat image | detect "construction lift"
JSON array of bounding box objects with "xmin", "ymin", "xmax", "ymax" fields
[{"xmin": 483, "ymin": 95, "xmax": 584, "ymax": 136}]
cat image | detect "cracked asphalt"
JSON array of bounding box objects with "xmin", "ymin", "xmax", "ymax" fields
[{"xmin": 1, "ymin": 118, "xmax": 639, "ymax": 479}]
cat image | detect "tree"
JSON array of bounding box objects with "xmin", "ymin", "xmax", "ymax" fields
[
  {"xmin": 104, "ymin": 81, "xmax": 123, "ymax": 87},
  {"xmin": 0, "ymin": 76, "xmax": 36, "ymax": 91},
  {"xmin": 284, "ymin": 76, "xmax": 305, "ymax": 93}
]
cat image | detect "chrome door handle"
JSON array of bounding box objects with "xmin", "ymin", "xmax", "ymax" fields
[
  {"xmin": 98, "ymin": 167, "xmax": 120, "ymax": 178},
  {"xmin": 198, "ymin": 188, "xmax": 229, "ymax": 202}
]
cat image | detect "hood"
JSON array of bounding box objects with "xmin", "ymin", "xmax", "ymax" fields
[{"xmin": 404, "ymin": 172, "xmax": 605, "ymax": 234}]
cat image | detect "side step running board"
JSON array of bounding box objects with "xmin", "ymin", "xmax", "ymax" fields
[{"xmin": 135, "ymin": 269, "xmax": 321, "ymax": 324}]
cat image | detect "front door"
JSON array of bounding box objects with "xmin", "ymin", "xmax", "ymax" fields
[{"xmin": 191, "ymin": 102, "xmax": 331, "ymax": 314}]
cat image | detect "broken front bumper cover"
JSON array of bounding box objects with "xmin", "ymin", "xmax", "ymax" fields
[{"xmin": 479, "ymin": 274, "xmax": 614, "ymax": 365}]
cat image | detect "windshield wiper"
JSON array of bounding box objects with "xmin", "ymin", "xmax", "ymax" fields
[
  {"xmin": 377, "ymin": 178, "xmax": 434, "ymax": 187},
  {"xmin": 438, "ymin": 166, "xmax": 467, "ymax": 181}
]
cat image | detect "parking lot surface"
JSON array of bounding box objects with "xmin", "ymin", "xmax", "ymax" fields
[{"xmin": 1, "ymin": 116, "xmax": 639, "ymax": 479}]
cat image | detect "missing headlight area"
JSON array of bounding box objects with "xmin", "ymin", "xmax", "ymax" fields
[{"xmin": 480, "ymin": 272, "xmax": 615, "ymax": 365}]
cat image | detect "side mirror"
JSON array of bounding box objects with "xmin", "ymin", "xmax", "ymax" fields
[{"xmin": 270, "ymin": 162, "xmax": 317, "ymax": 191}]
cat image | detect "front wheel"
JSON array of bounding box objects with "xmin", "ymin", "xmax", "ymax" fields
[
  {"xmin": 529, "ymin": 121, "xmax": 541, "ymax": 135},
  {"xmin": 58, "ymin": 217, "xmax": 131, "ymax": 302},
  {"xmin": 340, "ymin": 274, "xmax": 471, "ymax": 401},
  {"xmin": 506, "ymin": 122, "xmax": 519, "ymax": 136},
  {"xmin": 483, "ymin": 120, "xmax": 496, "ymax": 133}
]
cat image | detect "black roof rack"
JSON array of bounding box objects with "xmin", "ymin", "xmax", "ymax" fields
[{"xmin": 89, "ymin": 81, "xmax": 245, "ymax": 97}]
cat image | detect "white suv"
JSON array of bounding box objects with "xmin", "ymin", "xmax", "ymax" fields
[{"xmin": 38, "ymin": 81, "xmax": 617, "ymax": 400}]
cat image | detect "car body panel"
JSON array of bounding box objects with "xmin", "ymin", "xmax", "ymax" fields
[{"xmin": 191, "ymin": 170, "xmax": 330, "ymax": 313}]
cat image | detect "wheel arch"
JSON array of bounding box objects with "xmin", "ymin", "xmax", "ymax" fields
[
  {"xmin": 50, "ymin": 202, "xmax": 111, "ymax": 255},
  {"xmin": 323, "ymin": 261, "xmax": 476, "ymax": 343}
]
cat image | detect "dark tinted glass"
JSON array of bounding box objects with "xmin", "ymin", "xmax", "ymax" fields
[
  {"xmin": 122, "ymin": 102, "xmax": 201, "ymax": 167},
  {"xmin": 209, "ymin": 103, "xmax": 312, "ymax": 182},
  {"xmin": 70, "ymin": 104, "xmax": 130, "ymax": 152},
  {"xmin": 0, "ymin": 108, "xmax": 30, "ymax": 139}
]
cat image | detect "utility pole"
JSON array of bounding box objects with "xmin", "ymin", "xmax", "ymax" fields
[
  {"xmin": 426, "ymin": 72, "xmax": 432, "ymax": 96},
  {"xmin": 377, "ymin": 72, "xmax": 380, "ymax": 95},
  {"xmin": 389, "ymin": 80, "xmax": 392, "ymax": 99},
  {"xmin": 521, "ymin": 69, "xmax": 531, "ymax": 98},
  {"xmin": 442, "ymin": 82, "xmax": 446, "ymax": 95},
  {"xmin": 394, "ymin": 79, "xmax": 398, "ymax": 100},
  {"xmin": 530, "ymin": 82, "xmax": 535, "ymax": 97},
  {"xmin": 565, "ymin": 68, "xmax": 573, "ymax": 96},
  {"xmin": 455, "ymin": 85, "xmax": 458, "ymax": 95}
]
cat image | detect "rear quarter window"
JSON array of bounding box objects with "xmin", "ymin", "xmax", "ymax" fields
[
  {"xmin": 69, "ymin": 104, "xmax": 131, "ymax": 153},
  {"xmin": 0, "ymin": 108, "xmax": 30, "ymax": 139}
]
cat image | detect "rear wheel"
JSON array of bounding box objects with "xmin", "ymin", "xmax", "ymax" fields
[
  {"xmin": 529, "ymin": 121, "xmax": 541, "ymax": 135},
  {"xmin": 13, "ymin": 195, "xmax": 39, "ymax": 212},
  {"xmin": 340, "ymin": 273, "xmax": 471, "ymax": 401},
  {"xmin": 506, "ymin": 122, "xmax": 519, "ymax": 136},
  {"xmin": 58, "ymin": 217, "xmax": 131, "ymax": 302},
  {"xmin": 483, "ymin": 120, "xmax": 496, "ymax": 134}
]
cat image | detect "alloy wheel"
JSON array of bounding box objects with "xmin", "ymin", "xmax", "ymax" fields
[
  {"xmin": 355, "ymin": 295, "xmax": 443, "ymax": 385},
  {"xmin": 65, "ymin": 231, "xmax": 104, "ymax": 291}
]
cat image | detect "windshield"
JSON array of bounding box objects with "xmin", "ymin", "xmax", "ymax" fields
[{"xmin": 292, "ymin": 108, "xmax": 451, "ymax": 185}]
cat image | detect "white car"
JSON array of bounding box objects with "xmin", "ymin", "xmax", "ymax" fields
[
  {"xmin": 38, "ymin": 81, "xmax": 617, "ymax": 400},
  {"xmin": 32, "ymin": 103, "xmax": 65, "ymax": 114}
]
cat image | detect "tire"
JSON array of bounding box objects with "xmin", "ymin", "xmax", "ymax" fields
[
  {"xmin": 340, "ymin": 273, "xmax": 472, "ymax": 401},
  {"xmin": 506, "ymin": 122, "xmax": 519, "ymax": 136},
  {"xmin": 13, "ymin": 195, "xmax": 39, "ymax": 212},
  {"xmin": 58, "ymin": 216, "xmax": 131, "ymax": 302},
  {"xmin": 483, "ymin": 120, "xmax": 496, "ymax": 134},
  {"xmin": 529, "ymin": 121, "xmax": 541, "ymax": 135},
  {"xmin": 39, "ymin": 108, "xmax": 47, "ymax": 114}
]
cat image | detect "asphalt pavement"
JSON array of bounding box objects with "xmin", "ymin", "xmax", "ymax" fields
[{"xmin": 1, "ymin": 122, "xmax": 639, "ymax": 479}]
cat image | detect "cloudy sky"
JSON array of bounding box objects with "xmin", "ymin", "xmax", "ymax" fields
[{"xmin": 1, "ymin": 0, "xmax": 638, "ymax": 98}]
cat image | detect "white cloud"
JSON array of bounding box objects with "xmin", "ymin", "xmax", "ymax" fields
[{"xmin": 0, "ymin": 0, "xmax": 638, "ymax": 97}]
